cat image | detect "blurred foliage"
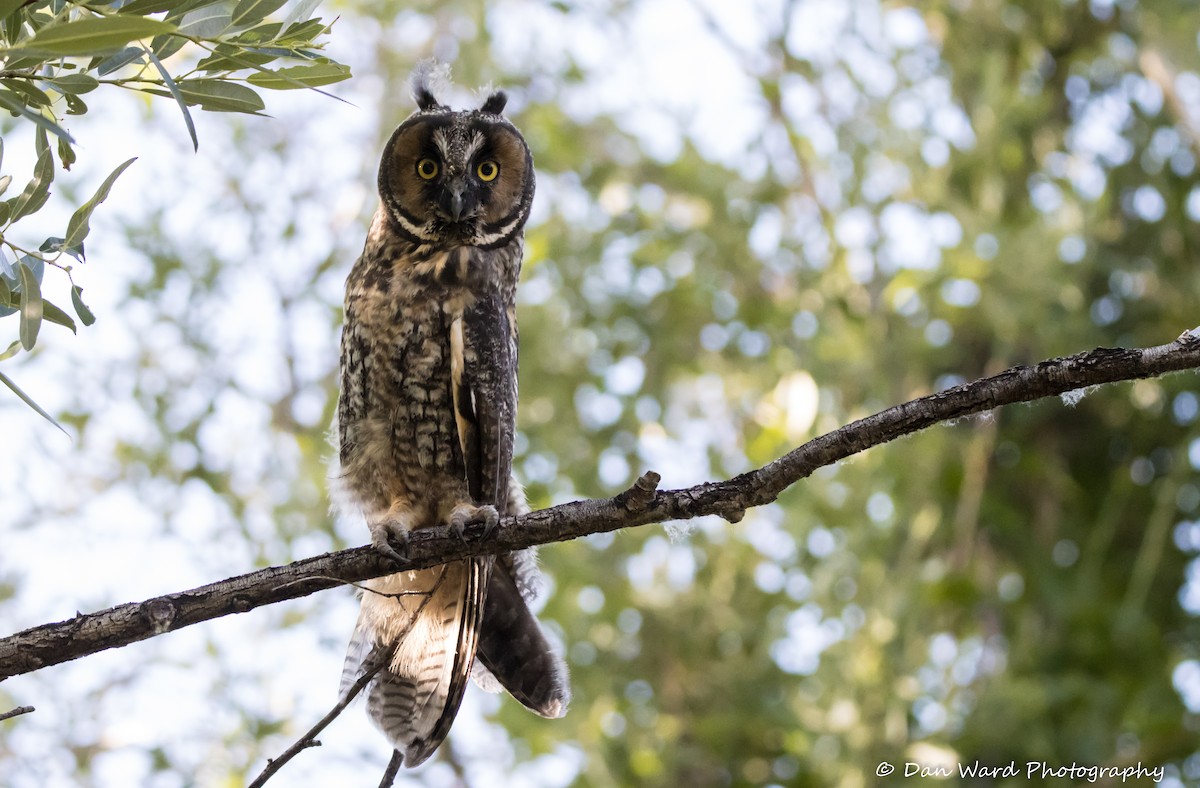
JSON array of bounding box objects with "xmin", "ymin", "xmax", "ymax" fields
[
  {"xmin": 0, "ymin": 0, "xmax": 347, "ymax": 423},
  {"xmin": 4, "ymin": 0, "xmax": 1200, "ymax": 786}
]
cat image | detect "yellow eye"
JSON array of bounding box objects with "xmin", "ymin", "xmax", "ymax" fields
[
  {"xmin": 416, "ymin": 158, "xmax": 439, "ymax": 180},
  {"xmin": 476, "ymin": 161, "xmax": 499, "ymax": 182}
]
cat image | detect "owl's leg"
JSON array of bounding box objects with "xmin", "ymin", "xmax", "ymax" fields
[
  {"xmin": 370, "ymin": 501, "xmax": 419, "ymax": 563},
  {"xmin": 449, "ymin": 502, "xmax": 499, "ymax": 542}
]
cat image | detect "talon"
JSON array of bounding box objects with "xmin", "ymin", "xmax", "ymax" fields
[
  {"xmin": 480, "ymin": 506, "xmax": 499, "ymax": 538},
  {"xmin": 370, "ymin": 520, "xmax": 410, "ymax": 564},
  {"xmin": 448, "ymin": 503, "xmax": 498, "ymax": 541},
  {"xmin": 372, "ymin": 534, "xmax": 409, "ymax": 565},
  {"xmin": 450, "ymin": 510, "xmax": 470, "ymax": 543}
]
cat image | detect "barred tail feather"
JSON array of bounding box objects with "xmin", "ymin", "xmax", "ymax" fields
[
  {"xmin": 339, "ymin": 617, "xmax": 374, "ymax": 700},
  {"xmin": 341, "ymin": 557, "xmax": 492, "ymax": 767}
]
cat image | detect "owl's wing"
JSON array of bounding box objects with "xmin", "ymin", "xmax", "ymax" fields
[
  {"xmin": 456, "ymin": 288, "xmax": 517, "ymax": 508},
  {"xmin": 390, "ymin": 289, "xmax": 516, "ymax": 765},
  {"xmin": 458, "ymin": 291, "xmax": 572, "ymax": 718}
]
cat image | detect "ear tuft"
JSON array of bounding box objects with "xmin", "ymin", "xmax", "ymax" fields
[
  {"xmin": 410, "ymin": 59, "xmax": 451, "ymax": 111},
  {"xmin": 480, "ymin": 90, "xmax": 508, "ymax": 115}
]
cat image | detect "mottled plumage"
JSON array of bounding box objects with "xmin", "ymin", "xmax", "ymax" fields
[{"xmin": 333, "ymin": 63, "xmax": 569, "ymax": 767}]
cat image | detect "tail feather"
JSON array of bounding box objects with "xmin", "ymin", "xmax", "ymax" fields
[
  {"xmin": 475, "ymin": 564, "xmax": 571, "ymax": 719},
  {"xmin": 342, "ymin": 557, "xmax": 492, "ymax": 767},
  {"xmin": 339, "ymin": 614, "xmax": 374, "ymax": 699},
  {"xmin": 472, "ymin": 479, "xmax": 571, "ymax": 717}
]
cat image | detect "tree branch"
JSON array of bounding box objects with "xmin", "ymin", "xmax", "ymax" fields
[
  {"xmin": 2, "ymin": 328, "xmax": 1198, "ymax": 682},
  {"xmin": 0, "ymin": 705, "xmax": 35, "ymax": 722}
]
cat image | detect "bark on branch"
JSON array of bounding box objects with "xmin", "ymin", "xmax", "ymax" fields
[{"xmin": 2, "ymin": 328, "xmax": 1199, "ymax": 682}]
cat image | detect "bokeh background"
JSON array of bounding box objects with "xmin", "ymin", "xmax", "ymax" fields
[{"xmin": 3, "ymin": 0, "xmax": 1200, "ymax": 785}]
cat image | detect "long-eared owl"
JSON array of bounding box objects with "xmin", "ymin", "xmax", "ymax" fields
[{"xmin": 333, "ymin": 62, "xmax": 570, "ymax": 767}]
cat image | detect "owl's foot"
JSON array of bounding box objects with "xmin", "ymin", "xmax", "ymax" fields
[
  {"xmin": 449, "ymin": 503, "xmax": 499, "ymax": 542},
  {"xmin": 369, "ymin": 518, "xmax": 412, "ymax": 564}
]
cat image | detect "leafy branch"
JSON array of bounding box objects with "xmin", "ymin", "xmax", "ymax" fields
[
  {"xmin": 0, "ymin": 0, "xmax": 350, "ymax": 425},
  {"xmin": 2, "ymin": 328, "xmax": 1198, "ymax": 682}
]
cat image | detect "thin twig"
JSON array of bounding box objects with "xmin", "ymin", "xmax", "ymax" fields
[
  {"xmin": 271, "ymin": 575, "xmax": 431, "ymax": 598},
  {"xmin": 378, "ymin": 750, "xmax": 404, "ymax": 787},
  {"xmin": 2, "ymin": 329, "xmax": 1199, "ymax": 681},
  {"xmin": 0, "ymin": 705, "xmax": 34, "ymax": 722}
]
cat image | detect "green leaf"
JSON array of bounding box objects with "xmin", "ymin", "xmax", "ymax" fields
[
  {"xmin": 177, "ymin": 2, "xmax": 232, "ymax": 37},
  {"xmin": 96, "ymin": 46, "xmax": 143, "ymax": 75},
  {"xmin": 144, "ymin": 45, "xmax": 197, "ymax": 151},
  {"xmin": 47, "ymin": 73, "xmax": 100, "ymax": 95},
  {"xmin": 40, "ymin": 298, "xmax": 76, "ymax": 332},
  {"xmin": 0, "ymin": 339, "xmax": 19, "ymax": 361},
  {"xmin": 2, "ymin": 55, "xmax": 50, "ymax": 72},
  {"xmin": 70, "ymin": 285, "xmax": 95, "ymax": 326},
  {"xmin": 56, "ymin": 134, "xmax": 75, "ymax": 170},
  {"xmin": 195, "ymin": 46, "xmax": 276, "ymax": 72},
  {"xmin": 176, "ymin": 79, "xmax": 264, "ymax": 113},
  {"xmin": 0, "ymin": 369, "xmax": 67, "ymax": 435},
  {"xmin": 163, "ymin": 0, "xmax": 230, "ymax": 20},
  {"xmin": 64, "ymin": 157, "xmax": 136, "ymax": 250},
  {"xmin": 16, "ymin": 258, "xmax": 41, "ymax": 351},
  {"xmin": 13, "ymin": 17, "xmax": 179, "ymax": 56},
  {"xmin": 17, "ymin": 253, "xmax": 43, "ymax": 284},
  {"xmin": 0, "ymin": 78, "xmax": 52, "ymax": 107},
  {"xmin": 0, "ymin": 89, "xmax": 76, "ymax": 143},
  {"xmin": 231, "ymin": 0, "xmax": 286, "ymax": 27},
  {"xmin": 39, "ymin": 236, "xmax": 83, "ymax": 261},
  {"xmin": 6, "ymin": 143, "xmax": 54, "ymax": 223},
  {"xmin": 277, "ymin": 17, "xmax": 325, "ymax": 43},
  {"xmin": 232, "ymin": 21, "xmax": 280, "ymax": 43},
  {"xmin": 0, "ymin": 273, "xmax": 13, "ymax": 317},
  {"xmin": 0, "ymin": 174, "xmax": 12, "ymax": 198},
  {"xmin": 280, "ymin": 0, "xmax": 322, "ymax": 28},
  {"xmin": 118, "ymin": 0, "xmax": 185, "ymax": 14},
  {"xmin": 150, "ymin": 33, "xmax": 186, "ymax": 60},
  {"xmin": 0, "ymin": 276, "xmax": 75, "ymax": 332},
  {"xmin": 246, "ymin": 62, "xmax": 349, "ymax": 90},
  {"xmin": 63, "ymin": 93, "xmax": 87, "ymax": 115},
  {"xmin": 0, "ymin": 0, "xmax": 25, "ymax": 19}
]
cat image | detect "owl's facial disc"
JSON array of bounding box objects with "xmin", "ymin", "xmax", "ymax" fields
[{"xmin": 379, "ymin": 108, "xmax": 532, "ymax": 249}]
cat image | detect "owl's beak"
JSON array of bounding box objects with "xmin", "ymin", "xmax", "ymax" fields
[{"xmin": 441, "ymin": 178, "xmax": 472, "ymax": 223}]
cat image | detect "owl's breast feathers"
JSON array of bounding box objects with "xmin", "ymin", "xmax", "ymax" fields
[{"xmin": 337, "ymin": 213, "xmax": 521, "ymax": 521}]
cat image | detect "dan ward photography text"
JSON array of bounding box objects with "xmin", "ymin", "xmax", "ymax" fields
[{"xmin": 877, "ymin": 760, "xmax": 1165, "ymax": 782}]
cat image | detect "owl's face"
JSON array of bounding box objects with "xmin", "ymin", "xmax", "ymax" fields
[{"xmin": 378, "ymin": 89, "xmax": 535, "ymax": 250}]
